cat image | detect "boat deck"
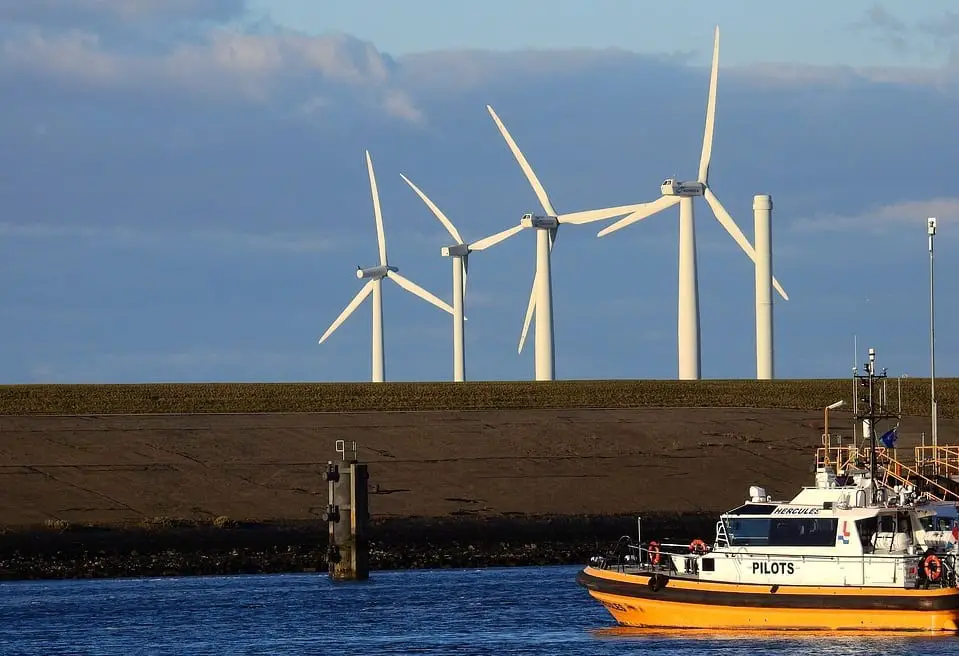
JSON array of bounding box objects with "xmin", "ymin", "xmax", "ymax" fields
[{"xmin": 590, "ymin": 539, "xmax": 959, "ymax": 590}]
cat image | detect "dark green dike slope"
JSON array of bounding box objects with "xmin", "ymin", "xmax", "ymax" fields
[{"xmin": 2, "ymin": 379, "xmax": 956, "ymax": 416}]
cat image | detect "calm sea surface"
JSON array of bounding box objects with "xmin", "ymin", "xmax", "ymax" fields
[{"xmin": 1, "ymin": 565, "xmax": 957, "ymax": 655}]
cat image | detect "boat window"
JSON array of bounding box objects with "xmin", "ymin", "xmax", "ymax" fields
[
  {"xmin": 727, "ymin": 516, "xmax": 847, "ymax": 547},
  {"xmin": 856, "ymin": 517, "xmax": 877, "ymax": 547},
  {"xmin": 725, "ymin": 504, "xmax": 779, "ymax": 515},
  {"xmin": 726, "ymin": 518, "xmax": 770, "ymax": 546},
  {"xmin": 767, "ymin": 518, "xmax": 839, "ymax": 547},
  {"xmin": 920, "ymin": 516, "xmax": 956, "ymax": 531},
  {"xmin": 878, "ymin": 514, "xmax": 896, "ymax": 533}
]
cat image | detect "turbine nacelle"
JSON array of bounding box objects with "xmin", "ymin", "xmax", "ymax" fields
[
  {"xmin": 520, "ymin": 213, "xmax": 559, "ymax": 229},
  {"xmin": 661, "ymin": 178, "xmax": 705, "ymax": 197},
  {"xmin": 356, "ymin": 265, "xmax": 398, "ymax": 279},
  {"xmin": 441, "ymin": 243, "xmax": 470, "ymax": 258}
]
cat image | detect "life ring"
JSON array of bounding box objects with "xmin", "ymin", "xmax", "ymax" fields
[
  {"xmin": 689, "ymin": 538, "xmax": 708, "ymax": 554},
  {"xmin": 648, "ymin": 540, "xmax": 661, "ymax": 565},
  {"xmin": 924, "ymin": 554, "xmax": 943, "ymax": 581}
]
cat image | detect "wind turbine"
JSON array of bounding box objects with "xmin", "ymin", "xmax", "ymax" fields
[
  {"xmin": 318, "ymin": 150, "xmax": 455, "ymax": 382},
  {"xmin": 481, "ymin": 104, "xmax": 650, "ymax": 381},
  {"xmin": 596, "ymin": 26, "xmax": 789, "ymax": 380},
  {"xmin": 400, "ymin": 173, "xmax": 523, "ymax": 382}
]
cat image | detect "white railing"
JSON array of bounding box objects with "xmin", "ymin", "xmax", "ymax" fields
[{"xmin": 590, "ymin": 540, "xmax": 959, "ymax": 588}]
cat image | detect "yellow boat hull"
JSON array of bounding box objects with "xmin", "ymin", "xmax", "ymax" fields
[{"xmin": 578, "ymin": 566, "xmax": 959, "ymax": 632}]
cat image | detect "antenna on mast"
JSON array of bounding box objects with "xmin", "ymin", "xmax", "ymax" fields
[
  {"xmin": 851, "ymin": 347, "xmax": 901, "ymax": 506},
  {"xmin": 852, "ymin": 335, "xmax": 859, "ymax": 443},
  {"xmin": 852, "ymin": 333, "xmax": 859, "ymax": 373}
]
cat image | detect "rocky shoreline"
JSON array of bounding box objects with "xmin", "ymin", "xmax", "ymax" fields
[{"xmin": 0, "ymin": 513, "xmax": 716, "ymax": 580}]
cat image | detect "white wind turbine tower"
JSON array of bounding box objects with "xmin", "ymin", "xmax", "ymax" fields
[
  {"xmin": 318, "ymin": 151, "xmax": 455, "ymax": 383},
  {"xmin": 481, "ymin": 104, "xmax": 650, "ymax": 381},
  {"xmin": 596, "ymin": 26, "xmax": 789, "ymax": 380},
  {"xmin": 400, "ymin": 173, "xmax": 524, "ymax": 382}
]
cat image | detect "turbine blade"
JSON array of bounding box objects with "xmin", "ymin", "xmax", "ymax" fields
[
  {"xmin": 462, "ymin": 252, "xmax": 469, "ymax": 299},
  {"xmin": 469, "ymin": 224, "xmax": 524, "ymax": 251},
  {"xmin": 703, "ymin": 187, "xmax": 752, "ymax": 258},
  {"xmin": 486, "ymin": 104, "xmax": 557, "ymax": 216},
  {"xmin": 318, "ymin": 279, "xmax": 375, "ymax": 344},
  {"xmin": 518, "ymin": 273, "xmax": 537, "ymax": 354},
  {"xmin": 773, "ymin": 277, "xmax": 789, "ymax": 302},
  {"xmin": 698, "ymin": 25, "xmax": 720, "ymax": 185},
  {"xmin": 366, "ymin": 150, "xmax": 388, "ymax": 266},
  {"xmin": 399, "ymin": 173, "xmax": 463, "ymax": 244},
  {"xmin": 387, "ymin": 271, "xmax": 455, "ymax": 315},
  {"xmin": 596, "ymin": 196, "xmax": 680, "ymax": 237},
  {"xmin": 703, "ymin": 187, "xmax": 789, "ymax": 301},
  {"xmin": 519, "ymin": 225, "xmax": 553, "ymax": 354},
  {"xmin": 558, "ymin": 203, "xmax": 653, "ymax": 225}
]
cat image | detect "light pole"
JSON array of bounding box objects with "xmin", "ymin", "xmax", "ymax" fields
[
  {"xmin": 824, "ymin": 399, "xmax": 846, "ymax": 441},
  {"xmin": 823, "ymin": 399, "xmax": 846, "ymax": 468},
  {"xmin": 928, "ymin": 217, "xmax": 938, "ymax": 470}
]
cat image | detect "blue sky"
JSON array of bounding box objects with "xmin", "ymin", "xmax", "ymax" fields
[{"xmin": 1, "ymin": 0, "xmax": 957, "ymax": 384}]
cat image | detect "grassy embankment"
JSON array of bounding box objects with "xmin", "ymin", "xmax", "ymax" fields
[
  {"xmin": 0, "ymin": 379, "xmax": 955, "ymax": 578},
  {"xmin": 1, "ymin": 378, "xmax": 956, "ymax": 416}
]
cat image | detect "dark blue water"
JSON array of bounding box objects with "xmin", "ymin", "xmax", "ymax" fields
[{"xmin": 2, "ymin": 565, "xmax": 957, "ymax": 655}]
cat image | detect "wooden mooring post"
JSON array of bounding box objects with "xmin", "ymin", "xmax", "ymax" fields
[{"xmin": 323, "ymin": 440, "xmax": 369, "ymax": 581}]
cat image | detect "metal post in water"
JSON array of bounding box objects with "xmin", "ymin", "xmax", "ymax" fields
[{"xmin": 324, "ymin": 440, "xmax": 370, "ymax": 581}]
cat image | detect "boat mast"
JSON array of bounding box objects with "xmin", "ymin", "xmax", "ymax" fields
[{"xmin": 853, "ymin": 347, "xmax": 900, "ymax": 505}]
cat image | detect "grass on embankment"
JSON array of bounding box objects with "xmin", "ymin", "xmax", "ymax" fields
[{"xmin": 1, "ymin": 379, "xmax": 955, "ymax": 416}]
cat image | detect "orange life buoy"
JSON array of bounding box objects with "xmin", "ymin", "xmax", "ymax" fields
[
  {"xmin": 924, "ymin": 554, "xmax": 942, "ymax": 581},
  {"xmin": 648, "ymin": 540, "xmax": 661, "ymax": 565},
  {"xmin": 689, "ymin": 538, "xmax": 708, "ymax": 554}
]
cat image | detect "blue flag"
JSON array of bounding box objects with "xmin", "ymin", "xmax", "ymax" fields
[{"xmin": 880, "ymin": 427, "xmax": 898, "ymax": 448}]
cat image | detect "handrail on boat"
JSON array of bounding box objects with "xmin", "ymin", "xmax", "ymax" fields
[
  {"xmin": 589, "ymin": 538, "xmax": 959, "ymax": 588},
  {"xmin": 877, "ymin": 450, "xmax": 959, "ymax": 503},
  {"xmin": 915, "ymin": 445, "xmax": 959, "ymax": 478},
  {"xmin": 815, "ymin": 442, "xmax": 959, "ymax": 503}
]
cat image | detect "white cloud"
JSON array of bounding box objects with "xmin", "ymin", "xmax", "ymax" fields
[
  {"xmin": 1, "ymin": 30, "xmax": 122, "ymax": 85},
  {"xmin": 726, "ymin": 63, "xmax": 856, "ymax": 87},
  {"xmin": 398, "ymin": 47, "xmax": 654, "ymax": 91},
  {"xmin": 0, "ymin": 222, "xmax": 337, "ymax": 253},
  {"xmin": 157, "ymin": 29, "xmax": 394, "ymax": 85},
  {"xmin": 398, "ymin": 45, "xmax": 954, "ymax": 95},
  {"xmin": 382, "ymin": 88, "xmax": 424, "ymax": 123},
  {"xmin": 0, "ymin": 0, "xmax": 246, "ymax": 26},
  {"xmin": 201, "ymin": 230, "xmax": 338, "ymax": 253},
  {"xmin": 0, "ymin": 26, "xmax": 424, "ymax": 121},
  {"xmin": 852, "ymin": 3, "xmax": 909, "ymax": 52},
  {"xmin": 726, "ymin": 60, "xmax": 957, "ymax": 89},
  {"xmin": 919, "ymin": 11, "xmax": 959, "ymax": 41},
  {"xmin": 790, "ymin": 198, "xmax": 959, "ymax": 234},
  {"xmin": 0, "ymin": 14, "xmax": 951, "ymax": 126}
]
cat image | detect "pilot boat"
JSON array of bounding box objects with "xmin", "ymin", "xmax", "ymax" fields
[{"xmin": 577, "ymin": 349, "xmax": 959, "ymax": 632}]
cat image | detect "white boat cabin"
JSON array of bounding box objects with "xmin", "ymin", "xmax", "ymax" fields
[{"xmin": 657, "ymin": 478, "xmax": 958, "ymax": 589}]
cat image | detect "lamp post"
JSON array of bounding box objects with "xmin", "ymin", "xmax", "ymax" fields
[
  {"xmin": 824, "ymin": 399, "xmax": 846, "ymax": 449},
  {"xmin": 928, "ymin": 217, "xmax": 938, "ymax": 471}
]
